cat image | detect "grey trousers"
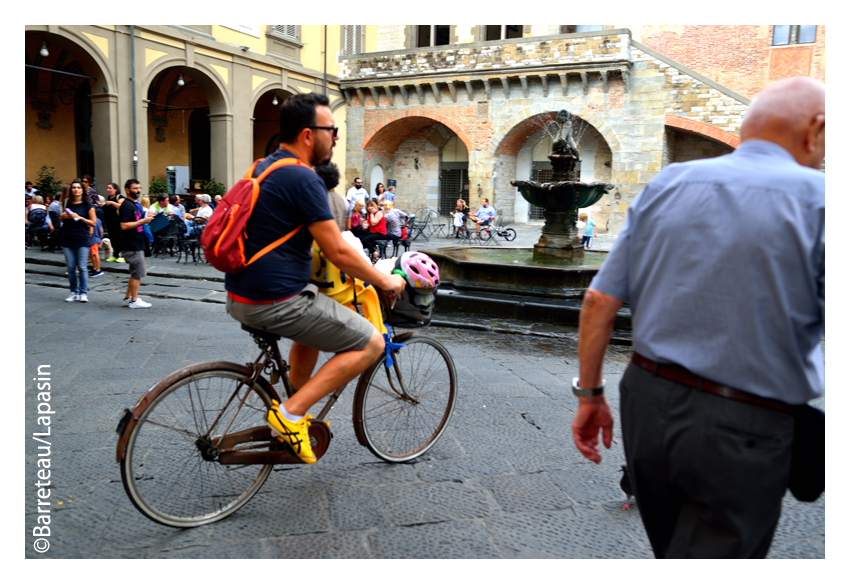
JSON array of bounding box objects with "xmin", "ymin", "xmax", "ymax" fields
[{"xmin": 620, "ymin": 363, "xmax": 794, "ymax": 558}]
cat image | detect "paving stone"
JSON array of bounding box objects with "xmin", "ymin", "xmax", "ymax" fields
[
  {"xmin": 485, "ymin": 508, "xmax": 652, "ymax": 558},
  {"xmin": 479, "ymin": 473, "xmax": 573, "ymax": 514},
  {"xmin": 412, "ymin": 454, "xmax": 514, "ymax": 483},
  {"xmin": 377, "ymin": 481, "xmax": 499, "ymax": 525},
  {"xmin": 262, "ymin": 531, "xmax": 373, "ymax": 558},
  {"xmin": 327, "ymin": 486, "xmax": 388, "ymax": 530},
  {"xmin": 370, "ymin": 520, "xmax": 502, "ymax": 558},
  {"xmin": 547, "ymin": 463, "xmax": 627, "ymax": 505}
]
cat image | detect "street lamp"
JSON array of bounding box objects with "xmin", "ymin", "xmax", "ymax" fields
[
  {"xmin": 39, "ymin": 41, "xmax": 49, "ymax": 57},
  {"xmin": 177, "ymin": 73, "xmax": 185, "ymax": 87},
  {"xmin": 272, "ymin": 94, "xmax": 278, "ymax": 106}
]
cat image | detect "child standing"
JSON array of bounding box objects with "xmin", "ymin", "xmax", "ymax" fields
[
  {"xmin": 579, "ymin": 212, "xmax": 597, "ymax": 249},
  {"xmin": 452, "ymin": 209, "xmax": 465, "ymax": 237},
  {"xmin": 89, "ymin": 215, "xmax": 104, "ymax": 277}
]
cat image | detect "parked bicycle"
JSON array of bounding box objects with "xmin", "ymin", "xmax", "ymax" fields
[
  {"xmin": 478, "ymin": 223, "xmax": 517, "ymax": 243},
  {"xmin": 115, "ymin": 252, "xmax": 457, "ymax": 528}
]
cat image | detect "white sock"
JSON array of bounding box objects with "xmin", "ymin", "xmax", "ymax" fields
[{"xmin": 278, "ymin": 403, "xmax": 303, "ymax": 423}]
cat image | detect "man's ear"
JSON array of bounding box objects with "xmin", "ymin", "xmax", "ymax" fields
[{"xmin": 806, "ymin": 114, "xmax": 825, "ymax": 153}]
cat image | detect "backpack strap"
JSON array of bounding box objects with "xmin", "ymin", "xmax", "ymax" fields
[{"xmin": 243, "ymin": 157, "xmax": 312, "ymax": 266}]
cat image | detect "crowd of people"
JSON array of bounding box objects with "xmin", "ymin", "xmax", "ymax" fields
[{"xmin": 25, "ymin": 176, "xmax": 216, "ymax": 307}]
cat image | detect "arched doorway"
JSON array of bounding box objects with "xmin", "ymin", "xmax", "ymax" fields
[
  {"xmin": 25, "ymin": 31, "xmax": 110, "ymax": 188},
  {"xmin": 439, "ymin": 135, "xmax": 468, "ymax": 215},
  {"xmin": 145, "ymin": 66, "xmax": 227, "ymax": 192},
  {"xmin": 252, "ymin": 88, "xmax": 293, "ymax": 160},
  {"xmin": 361, "ymin": 115, "xmax": 470, "ymax": 214},
  {"xmin": 369, "ymin": 164, "xmax": 385, "ymax": 199}
]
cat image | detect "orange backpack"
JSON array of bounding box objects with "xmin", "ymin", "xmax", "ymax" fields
[{"xmin": 201, "ymin": 158, "xmax": 310, "ymax": 273}]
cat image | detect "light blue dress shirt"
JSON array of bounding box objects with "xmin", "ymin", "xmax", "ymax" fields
[{"xmin": 590, "ymin": 140, "xmax": 824, "ymax": 404}]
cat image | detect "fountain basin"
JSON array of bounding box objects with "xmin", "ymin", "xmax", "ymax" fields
[
  {"xmin": 429, "ymin": 247, "xmax": 605, "ymax": 300},
  {"xmin": 427, "ymin": 246, "xmax": 631, "ymax": 329},
  {"xmin": 512, "ymin": 180, "xmax": 613, "ymax": 212}
]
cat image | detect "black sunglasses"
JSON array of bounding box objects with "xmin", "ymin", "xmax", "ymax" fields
[{"xmin": 309, "ymin": 125, "xmax": 339, "ymax": 138}]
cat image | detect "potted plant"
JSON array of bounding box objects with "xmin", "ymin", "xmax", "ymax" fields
[
  {"xmin": 150, "ymin": 175, "xmax": 169, "ymax": 196},
  {"xmin": 202, "ymin": 178, "xmax": 227, "ymax": 200},
  {"xmin": 36, "ymin": 165, "xmax": 63, "ymax": 198}
]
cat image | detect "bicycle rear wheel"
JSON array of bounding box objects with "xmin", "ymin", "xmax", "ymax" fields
[
  {"xmin": 120, "ymin": 363, "xmax": 274, "ymax": 527},
  {"xmin": 503, "ymin": 228, "xmax": 517, "ymax": 242},
  {"xmin": 353, "ymin": 336, "xmax": 457, "ymax": 462}
]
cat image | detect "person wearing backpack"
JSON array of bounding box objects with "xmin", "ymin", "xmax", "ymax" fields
[{"xmin": 220, "ymin": 93, "xmax": 405, "ymax": 465}]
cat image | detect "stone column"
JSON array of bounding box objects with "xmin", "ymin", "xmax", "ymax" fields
[
  {"xmin": 231, "ymin": 56, "xmax": 255, "ymax": 177},
  {"xmin": 209, "ymin": 113, "xmax": 234, "ymax": 187},
  {"xmin": 89, "ymin": 93, "xmax": 119, "ymax": 189}
]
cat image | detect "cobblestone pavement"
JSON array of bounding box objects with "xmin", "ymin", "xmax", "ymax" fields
[{"xmin": 24, "ymin": 273, "xmax": 824, "ymax": 558}]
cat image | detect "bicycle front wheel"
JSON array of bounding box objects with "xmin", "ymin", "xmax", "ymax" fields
[
  {"xmin": 120, "ymin": 363, "xmax": 274, "ymax": 528},
  {"xmin": 354, "ymin": 336, "xmax": 457, "ymax": 462}
]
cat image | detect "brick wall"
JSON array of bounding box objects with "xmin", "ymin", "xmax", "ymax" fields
[{"xmin": 636, "ymin": 25, "xmax": 825, "ymax": 99}]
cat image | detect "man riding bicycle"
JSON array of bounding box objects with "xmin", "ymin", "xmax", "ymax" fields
[{"xmin": 224, "ymin": 93, "xmax": 405, "ymax": 464}]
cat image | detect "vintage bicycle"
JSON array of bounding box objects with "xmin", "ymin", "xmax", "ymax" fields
[{"xmin": 115, "ymin": 251, "xmax": 456, "ymax": 528}]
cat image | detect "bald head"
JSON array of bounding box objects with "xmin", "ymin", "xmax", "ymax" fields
[{"xmin": 740, "ymin": 76, "xmax": 825, "ymax": 169}]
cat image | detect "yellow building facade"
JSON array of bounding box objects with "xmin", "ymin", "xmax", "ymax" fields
[{"xmin": 25, "ymin": 25, "xmax": 375, "ymax": 193}]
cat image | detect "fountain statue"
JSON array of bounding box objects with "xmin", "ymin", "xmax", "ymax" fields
[{"xmin": 512, "ymin": 109, "xmax": 614, "ymax": 260}]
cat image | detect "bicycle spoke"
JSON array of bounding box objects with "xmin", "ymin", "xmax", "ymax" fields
[
  {"xmin": 356, "ymin": 337, "xmax": 456, "ymax": 462},
  {"xmin": 121, "ymin": 366, "xmax": 273, "ymax": 527}
]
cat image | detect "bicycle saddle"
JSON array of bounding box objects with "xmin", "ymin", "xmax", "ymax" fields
[{"xmin": 240, "ymin": 323, "xmax": 281, "ymax": 342}]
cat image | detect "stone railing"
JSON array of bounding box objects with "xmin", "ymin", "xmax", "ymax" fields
[{"xmin": 339, "ymin": 29, "xmax": 633, "ymax": 106}]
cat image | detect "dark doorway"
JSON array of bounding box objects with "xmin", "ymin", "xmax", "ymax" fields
[
  {"xmin": 74, "ymin": 80, "xmax": 94, "ymax": 179},
  {"xmin": 439, "ymin": 164, "xmax": 468, "ymax": 215},
  {"xmin": 190, "ymin": 108, "xmax": 211, "ymax": 181}
]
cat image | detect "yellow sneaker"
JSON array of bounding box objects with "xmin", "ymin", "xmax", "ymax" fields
[{"xmin": 266, "ymin": 401, "xmax": 316, "ymax": 464}]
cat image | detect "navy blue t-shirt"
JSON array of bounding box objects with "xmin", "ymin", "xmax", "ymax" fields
[{"xmin": 225, "ymin": 149, "xmax": 333, "ymax": 300}]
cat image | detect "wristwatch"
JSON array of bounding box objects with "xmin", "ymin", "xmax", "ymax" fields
[{"xmin": 572, "ymin": 377, "xmax": 605, "ymax": 397}]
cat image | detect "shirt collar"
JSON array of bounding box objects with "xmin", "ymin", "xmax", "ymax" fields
[{"xmin": 736, "ymin": 139, "xmax": 797, "ymax": 164}]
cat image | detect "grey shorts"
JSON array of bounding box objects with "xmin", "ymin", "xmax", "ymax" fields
[
  {"xmin": 226, "ymin": 283, "xmax": 376, "ymax": 353},
  {"xmin": 123, "ymin": 250, "xmax": 146, "ymax": 279}
]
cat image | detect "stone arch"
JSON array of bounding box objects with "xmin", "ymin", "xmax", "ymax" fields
[
  {"xmin": 25, "ymin": 27, "xmax": 115, "ymax": 93},
  {"xmin": 361, "ymin": 110, "xmax": 473, "ymax": 154},
  {"xmin": 329, "ymin": 97, "xmax": 346, "ymax": 113},
  {"xmin": 492, "ymin": 104, "xmax": 621, "ymax": 156},
  {"xmin": 143, "ymin": 58, "xmax": 231, "ymax": 115},
  {"xmin": 665, "ymin": 114, "xmax": 741, "ymax": 148},
  {"xmin": 143, "ymin": 61, "xmax": 234, "ymax": 187},
  {"xmin": 25, "ymin": 28, "xmax": 118, "ymax": 185}
]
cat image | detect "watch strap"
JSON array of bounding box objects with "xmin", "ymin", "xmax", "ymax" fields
[{"xmin": 572, "ymin": 377, "xmax": 605, "ymax": 397}]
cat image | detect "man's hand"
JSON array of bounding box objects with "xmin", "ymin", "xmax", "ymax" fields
[
  {"xmin": 572, "ymin": 395, "xmax": 614, "ymax": 464},
  {"xmin": 383, "ymin": 273, "xmax": 406, "ymax": 299}
]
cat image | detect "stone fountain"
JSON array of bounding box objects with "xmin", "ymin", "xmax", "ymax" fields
[
  {"xmin": 426, "ymin": 109, "xmax": 628, "ymax": 328},
  {"xmin": 511, "ymin": 109, "xmax": 614, "ymax": 260}
]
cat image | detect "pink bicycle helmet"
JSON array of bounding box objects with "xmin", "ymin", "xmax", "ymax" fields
[{"xmin": 396, "ymin": 251, "xmax": 440, "ymax": 292}]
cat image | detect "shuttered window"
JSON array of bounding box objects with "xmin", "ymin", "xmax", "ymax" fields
[
  {"xmin": 272, "ymin": 25, "xmax": 299, "ymax": 42},
  {"xmin": 342, "ymin": 25, "xmax": 363, "ymax": 55}
]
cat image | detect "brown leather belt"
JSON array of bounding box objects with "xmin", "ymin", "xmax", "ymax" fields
[{"xmin": 631, "ymin": 353, "xmax": 793, "ymax": 414}]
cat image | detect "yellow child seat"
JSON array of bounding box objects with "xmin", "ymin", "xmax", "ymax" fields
[{"xmin": 310, "ymin": 244, "xmax": 387, "ymax": 335}]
